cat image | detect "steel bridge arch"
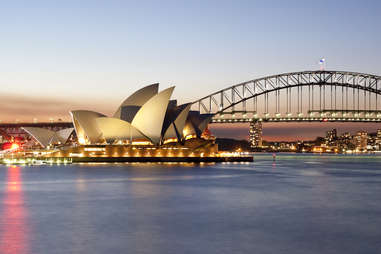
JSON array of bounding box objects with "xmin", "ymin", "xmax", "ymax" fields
[
  {"xmin": 218, "ymin": 82, "xmax": 381, "ymax": 115},
  {"xmin": 193, "ymin": 70, "xmax": 381, "ymax": 116}
]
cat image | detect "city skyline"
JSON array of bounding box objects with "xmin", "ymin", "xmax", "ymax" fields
[
  {"xmin": 0, "ymin": 2, "xmax": 380, "ymax": 253},
  {"xmin": 212, "ymin": 122, "xmax": 381, "ymax": 141},
  {"xmin": 1, "ymin": 0, "xmax": 381, "ymax": 140}
]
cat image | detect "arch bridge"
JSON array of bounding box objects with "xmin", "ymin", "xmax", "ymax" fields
[{"xmin": 192, "ymin": 70, "xmax": 381, "ymax": 123}]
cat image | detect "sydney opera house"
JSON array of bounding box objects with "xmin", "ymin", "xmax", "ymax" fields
[{"xmin": 19, "ymin": 84, "xmax": 223, "ymax": 161}]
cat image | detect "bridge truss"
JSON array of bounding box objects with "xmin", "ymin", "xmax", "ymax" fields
[{"xmin": 192, "ymin": 70, "xmax": 381, "ymax": 123}]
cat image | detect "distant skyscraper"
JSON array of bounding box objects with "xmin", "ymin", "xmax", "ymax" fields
[
  {"xmin": 376, "ymin": 129, "xmax": 381, "ymax": 150},
  {"xmin": 354, "ymin": 131, "xmax": 368, "ymax": 150},
  {"xmin": 249, "ymin": 121, "xmax": 262, "ymax": 148},
  {"xmin": 325, "ymin": 129, "xmax": 337, "ymax": 143}
]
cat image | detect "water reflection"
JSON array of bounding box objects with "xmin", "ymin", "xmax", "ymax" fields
[
  {"xmin": 0, "ymin": 166, "xmax": 29, "ymax": 254},
  {"xmin": 71, "ymin": 173, "xmax": 94, "ymax": 253}
]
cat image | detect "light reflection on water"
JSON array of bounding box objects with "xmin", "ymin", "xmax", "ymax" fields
[
  {"xmin": 0, "ymin": 155, "xmax": 380, "ymax": 254},
  {"xmin": 0, "ymin": 166, "xmax": 29, "ymax": 254}
]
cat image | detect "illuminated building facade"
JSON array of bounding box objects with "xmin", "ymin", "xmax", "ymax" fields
[
  {"xmin": 354, "ymin": 131, "xmax": 368, "ymax": 151},
  {"xmin": 22, "ymin": 84, "xmax": 214, "ymax": 150},
  {"xmin": 325, "ymin": 129, "xmax": 337, "ymax": 144},
  {"xmin": 1, "ymin": 84, "xmax": 255, "ymax": 162},
  {"xmin": 249, "ymin": 121, "xmax": 262, "ymax": 148},
  {"xmin": 376, "ymin": 129, "xmax": 381, "ymax": 150}
]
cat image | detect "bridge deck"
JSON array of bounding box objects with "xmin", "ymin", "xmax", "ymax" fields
[
  {"xmin": 212, "ymin": 117, "xmax": 381, "ymax": 123},
  {"xmin": 0, "ymin": 122, "xmax": 73, "ymax": 128}
]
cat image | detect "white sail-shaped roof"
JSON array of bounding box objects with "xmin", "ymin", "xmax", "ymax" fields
[
  {"xmin": 49, "ymin": 133, "xmax": 62, "ymax": 145},
  {"xmin": 163, "ymin": 124, "xmax": 177, "ymax": 140},
  {"xmin": 48, "ymin": 128, "xmax": 74, "ymax": 145},
  {"xmin": 96, "ymin": 117, "xmax": 147, "ymax": 143},
  {"xmin": 22, "ymin": 127, "xmax": 56, "ymax": 148},
  {"xmin": 183, "ymin": 112, "xmax": 213, "ymax": 137},
  {"xmin": 70, "ymin": 110, "xmax": 106, "ymax": 144},
  {"xmin": 22, "ymin": 127, "xmax": 74, "ymax": 147},
  {"xmin": 198, "ymin": 115, "xmax": 213, "ymax": 134},
  {"xmin": 173, "ymin": 104, "xmax": 191, "ymax": 138},
  {"xmin": 131, "ymin": 87, "xmax": 175, "ymax": 144},
  {"xmin": 164, "ymin": 104, "xmax": 191, "ymax": 140},
  {"xmin": 182, "ymin": 121, "xmax": 197, "ymax": 138},
  {"xmin": 119, "ymin": 106, "xmax": 141, "ymax": 123},
  {"xmin": 56, "ymin": 128, "xmax": 74, "ymax": 143},
  {"xmin": 113, "ymin": 83, "xmax": 159, "ymax": 119}
]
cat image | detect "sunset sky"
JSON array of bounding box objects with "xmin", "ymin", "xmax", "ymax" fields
[{"xmin": 1, "ymin": 0, "xmax": 380, "ymax": 140}]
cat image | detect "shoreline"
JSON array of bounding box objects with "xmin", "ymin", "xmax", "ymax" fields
[{"xmin": 0, "ymin": 156, "xmax": 254, "ymax": 165}]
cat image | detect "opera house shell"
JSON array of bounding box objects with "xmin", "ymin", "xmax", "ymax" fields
[
  {"xmin": 22, "ymin": 127, "xmax": 74, "ymax": 148},
  {"xmin": 58, "ymin": 84, "xmax": 212, "ymax": 147}
]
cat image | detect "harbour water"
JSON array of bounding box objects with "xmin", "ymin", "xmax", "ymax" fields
[{"xmin": 0, "ymin": 154, "xmax": 380, "ymax": 254}]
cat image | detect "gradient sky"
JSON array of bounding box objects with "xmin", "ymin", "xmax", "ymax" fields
[{"xmin": 1, "ymin": 0, "xmax": 380, "ymax": 139}]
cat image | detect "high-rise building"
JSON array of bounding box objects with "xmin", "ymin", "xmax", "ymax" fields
[
  {"xmin": 376, "ymin": 129, "xmax": 381, "ymax": 150},
  {"xmin": 249, "ymin": 121, "xmax": 262, "ymax": 148},
  {"xmin": 354, "ymin": 131, "xmax": 368, "ymax": 150},
  {"xmin": 325, "ymin": 128, "xmax": 337, "ymax": 143},
  {"xmin": 337, "ymin": 132, "xmax": 354, "ymax": 151}
]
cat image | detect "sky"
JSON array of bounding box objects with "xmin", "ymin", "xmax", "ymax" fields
[{"xmin": 0, "ymin": 0, "xmax": 380, "ymax": 140}]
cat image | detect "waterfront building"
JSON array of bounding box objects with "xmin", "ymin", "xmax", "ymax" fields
[
  {"xmin": 337, "ymin": 132, "xmax": 355, "ymax": 151},
  {"xmin": 249, "ymin": 121, "xmax": 262, "ymax": 148},
  {"xmin": 376, "ymin": 129, "xmax": 381, "ymax": 150},
  {"xmin": 325, "ymin": 129, "xmax": 337, "ymax": 143},
  {"xmin": 72, "ymin": 84, "xmax": 213, "ymax": 146},
  {"xmin": 9, "ymin": 84, "xmax": 226, "ymax": 161},
  {"xmin": 354, "ymin": 131, "xmax": 368, "ymax": 151}
]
